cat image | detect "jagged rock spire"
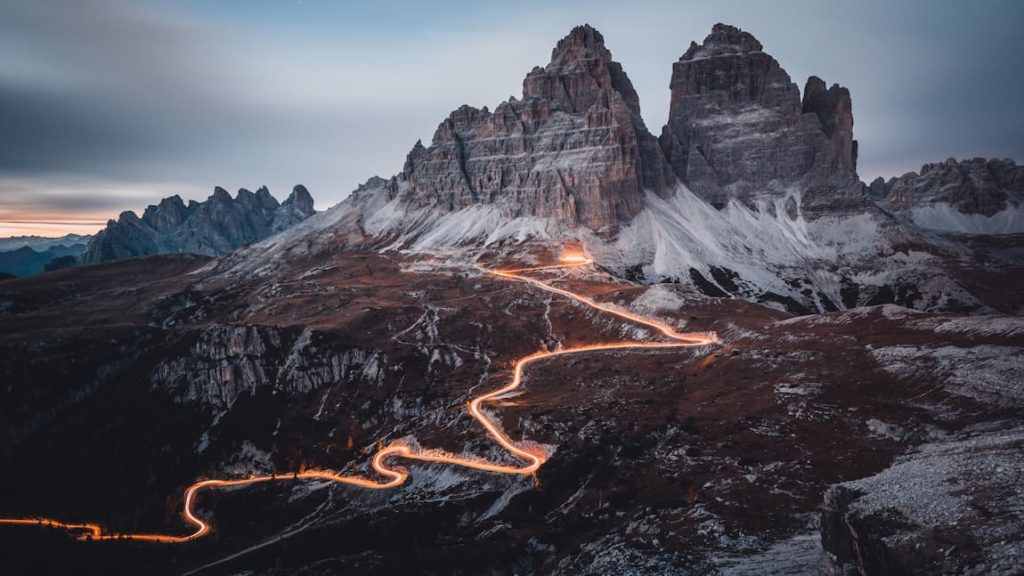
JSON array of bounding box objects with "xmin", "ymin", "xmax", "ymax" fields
[
  {"xmin": 393, "ymin": 24, "xmax": 670, "ymax": 231},
  {"xmin": 802, "ymin": 76, "xmax": 857, "ymax": 173}
]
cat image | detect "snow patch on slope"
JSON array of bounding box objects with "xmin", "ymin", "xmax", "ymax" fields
[
  {"xmin": 911, "ymin": 315, "xmax": 1024, "ymax": 338},
  {"xmin": 628, "ymin": 284, "xmax": 691, "ymax": 314},
  {"xmin": 910, "ymin": 203, "xmax": 1024, "ymax": 235},
  {"xmin": 586, "ymin": 185, "xmax": 894, "ymax": 308},
  {"xmin": 871, "ymin": 345, "xmax": 1024, "ymax": 408},
  {"xmin": 365, "ymin": 200, "xmax": 560, "ymax": 250},
  {"xmin": 209, "ymin": 180, "xmax": 977, "ymax": 314}
]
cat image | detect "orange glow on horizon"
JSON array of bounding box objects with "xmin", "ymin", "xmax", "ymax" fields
[
  {"xmin": 0, "ymin": 257, "xmax": 718, "ymax": 543},
  {"xmin": 0, "ymin": 221, "xmax": 107, "ymax": 238}
]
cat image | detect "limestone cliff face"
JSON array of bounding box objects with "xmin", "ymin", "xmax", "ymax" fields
[
  {"xmin": 390, "ymin": 25, "xmax": 671, "ymax": 232},
  {"xmin": 83, "ymin": 185, "xmax": 316, "ymax": 263},
  {"xmin": 151, "ymin": 325, "xmax": 387, "ymax": 409},
  {"xmin": 659, "ymin": 24, "xmax": 863, "ymax": 216}
]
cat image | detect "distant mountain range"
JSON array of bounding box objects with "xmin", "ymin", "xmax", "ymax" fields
[
  {"xmin": 0, "ymin": 235, "xmax": 89, "ymax": 277},
  {"xmin": 0, "ymin": 234, "xmax": 91, "ymax": 253},
  {"xmin": 872, "ymin": 157, "xmax": 1024, "ymax": 234},
  {"xmin": 0, "ymin": 186, "xmax": 316, "ymax": 277}
]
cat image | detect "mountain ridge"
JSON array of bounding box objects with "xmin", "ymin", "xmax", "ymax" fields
[
  {"xmin": 873, "ymin": 157, "xmax": 1024, "ymax": 234},
  {"xmin": 82, "ymin": 184, "xmax": 316, "ymax": 264}
]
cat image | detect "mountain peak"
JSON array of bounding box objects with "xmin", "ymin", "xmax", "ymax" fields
[
  {"xmin": 212, "ymin": 186, "xmax": 232, "ymax": 201},
  {"xmin": 549, "ymin": 24, "xmax": 607, "ymax": 65},
  {"xmin": 152, "ymin": 194, "xmax": 187, "ymax": 214},
  {"xmin": 661, "ymin": 22, "xmax": 863, "ymax": 214},
  {"xmin": 681, "ymin": 23, "xmax": 764, "ymax": 60},
  {"xmin": 383, "ymin": 22, "xmax": 669, "ymax": 229},
  {"xmin": 273, "ymin": 185, "xmax": 316, "ymax": 232},
  {"xmin": 284, "ymin": 185, "xmax": 315, "ymax": 213},
  {"xmin": 524, "ymin": 24, "xmax": 640, "ymax": 117}
]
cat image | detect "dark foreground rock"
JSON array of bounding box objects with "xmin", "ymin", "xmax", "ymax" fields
[
  {"xmin": 0, "ymin": 251, "xmax": 1021, "ymax": 575},
  {"xmin": 823, "ymin": 426, "xmax": 1024, "ymax": 575}
]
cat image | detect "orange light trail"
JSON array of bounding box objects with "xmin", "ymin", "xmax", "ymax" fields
[{"xmin": 0, "ymin": 253, "xmax": 718, "ymax": 543}]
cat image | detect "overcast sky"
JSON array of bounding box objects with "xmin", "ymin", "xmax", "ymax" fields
[{"xmin": 2, "ymin": 0, "xmax": 1022, "ymax": 236}]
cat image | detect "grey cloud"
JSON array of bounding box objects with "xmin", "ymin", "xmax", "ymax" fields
[
  {"xmin": 0, "ymin": 187, "xmax": 156, "ymax": 213},
  {"xmin": 0, "ymin": 0, "xmax": 260, "ymax": 181},
  {"xmin": 0, "ymin": 84, "xmax": 167, "ymax": 175}
]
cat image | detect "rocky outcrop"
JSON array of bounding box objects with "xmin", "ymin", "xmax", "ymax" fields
[
  {"xmin": 822, "ymin": 426, "xmax": 1024, "ymax": 575},
  {"xmin": 151, "ymin": 324, "xmax": 386, "ymax": 409},
  {"xmin": 868, "ymin": 176, "xmax": 890, "ymax": 199},
  {"xmin": 880, "ymin": 158, "xmax": 1024, "ymax": 215},
  {"xmin": 82, "ymin": 185, "xmax": 316, "ymax": 263},
  {"xmin": 876, "ymin": 156, "xmax": 1024, "ymax": 219},
  {"xmin": 659, "ymin": 23, "xmax": 864, "ymax": 216},
  {"xmin": 272, "ymin": 185, "xmax": 316, "ymax": 233},
  {"xmin": 875, "ymin": 158, "xmax": 1024, "ymax": 234},
  {"xmin": 382, "ymin": 24, "xmax": 671, "ymax": 232}
]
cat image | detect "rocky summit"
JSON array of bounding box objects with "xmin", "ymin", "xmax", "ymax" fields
[
  {"xmin": 660, "ymin": 24, "xmax": 862, "ymax": 215},
  {"xmin": 372, "ymin": 25, "xmax": 670, "ymax": 233},
  {"xmin": 82, "ymin": 185, "xmax": 315, "ymax": 263}
]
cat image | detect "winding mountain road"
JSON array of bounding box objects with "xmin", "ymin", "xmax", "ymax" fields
[{"xmin": 0, "ymin": 254, "xmax": 718, "ymax": 543}]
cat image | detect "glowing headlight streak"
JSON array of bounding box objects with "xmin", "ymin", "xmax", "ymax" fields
[{"xmin": 0, "ymin": 255, "xmax": 717, "ymax": 542}]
